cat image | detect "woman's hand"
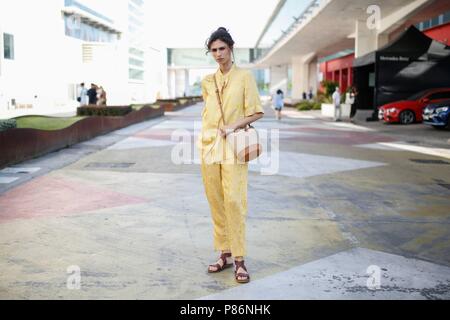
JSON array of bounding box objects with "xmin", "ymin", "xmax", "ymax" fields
[{"xmin": 219, "ymin": 125, "xmax": 237, "ymax": 138}]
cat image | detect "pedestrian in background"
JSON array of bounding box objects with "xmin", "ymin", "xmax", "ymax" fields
[
  {"xmin": 199, "ymin": 27, "xmax": 264, "ymax": 284},
  {"xmin": 332, "ymin": 86, "xmax": 342, "ymax": 122},
  {"xmin": 77, "ymin": 83, "xmax": 88, "ymax": 106},
  {"xmin": 273, "ymin": 89, "xmax": 284, "ymax": 120},
  {"xmin": 97, "ymin": 86, "xmax": 107, "ymax": 105},
  {"xmin": 349, "ymin": 87, "xmax": 358, "ymax": 123},
  {"xmin": 87, "ymin": 83, "xmax": 98, "ymax": 105},
  {"xmin": 302, "ymin": 91, "xmax": 307, "ymax": 100},
  {"xmin": 308, "ymin": 88, "xmax": 314, "ymax": 101}
]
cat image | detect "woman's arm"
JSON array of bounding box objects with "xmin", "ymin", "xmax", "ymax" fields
[{"xmin": 220, "ymin": 112, "xmax": 264, "ymax": 137}]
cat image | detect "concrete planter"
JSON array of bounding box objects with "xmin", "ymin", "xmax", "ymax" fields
[
  {"xmin": 0, "ymin": 105, "xmax": 164, "ymax": 169},
  {"xmin": 321, "ymin": 103, "xmax": 351, "ymax": 119}
]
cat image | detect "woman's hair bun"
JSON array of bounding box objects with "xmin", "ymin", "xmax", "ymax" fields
[{"xmin": 205, "ymin": 27, "xmax": 235, "ymax": 51}]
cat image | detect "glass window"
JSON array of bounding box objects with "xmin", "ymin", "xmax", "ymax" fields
[
  {"xmin": 130, "ymin": 0, "xmax": 144, "ymax": 8},
  {"xmin": 129, "ymin": 57, "xmax": 144, "ymax": 68},
  {"xmin": 128, "ymin": 3, "xmax": 143, "ymax": 17},
  {"xmin": 129, "ymin": 47, "xmax": 144, "ymax": 58},
  {"xmin": 129, "ymin": 15, "xmax": 143, "ymax": 27},
  {"xmin": 129, "ymin": 68, "xmax": 144, "ymax": 80},
  {"xmin": 368, "ymin": 73, "xmax": 375, "ymax": 87},
  {"xmin": 428, "ymin": 92, "xmax": 450, "ymax": 100},
  {"xmin": 3, "ymin": 33, "xmax": 14, "ymax": 60},
  {"xmin": 430, "ymin": 16, "xmax": 440, "ymax": 28},
  {"xmin": 64, "ymin": 15, "xmax": 117, "ymax": 42},
  {"xmin": 444, "ymin": 11, "xmax": 450, "ymax": 24},
  {"xmin": 128, "ymin": 24, "xmax": 138, "ymax": 33}
]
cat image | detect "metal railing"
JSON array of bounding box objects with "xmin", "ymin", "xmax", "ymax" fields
[
  {"xmin": 64, "ymin": 0, "xmax": 114, "ymax": 24},
  {"xmin": 254, "ymin": 0, "xmax": 323, "ymax": 62}
]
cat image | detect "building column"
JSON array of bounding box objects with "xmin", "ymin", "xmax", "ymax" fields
[
  {"xmin": 168, "ymin": 69, "xmax": 176, "ymax": 99},
  {"xmin": 355, "ymin": 20, "xmax": 378, "ymax": 58},
  {"xmin": 377, "ymin": 33, "xmax": 389, "ymax": 49},
  {"xmin": 308, "ymin": 57, "xmax": 318, "ymax": 96},
  {"xmin": 184, "ymin": 69, "xmax": 190, "ymax": 97},
  {"xmin": 269, "ymin": 65, "xmax": 288, "ymax": 96},
  {"xmin": 175, "ymin": 69, "xmax": 186, "ymax": 98},
  {"xmin": 291, "ymin": 53, "xmax": 316, "ymax": 100}
]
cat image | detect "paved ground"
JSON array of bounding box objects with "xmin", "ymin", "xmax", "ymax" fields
[{"xmin": 1, "ymin": 103, "xmax": 450, "ymax": 299}]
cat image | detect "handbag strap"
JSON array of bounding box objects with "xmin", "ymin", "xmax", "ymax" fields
[
  {"xmin": 213, "ymin": 74, "xmax": 252, "ymax": 132},
  {"xmin": 213, "ymin": 75, "xmax": 227, "ymax": 126}
]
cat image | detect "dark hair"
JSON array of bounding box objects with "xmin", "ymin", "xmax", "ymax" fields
[
  {"xmin": 80, "ymin": 82, "xmax": 85, "ymax": 86},
  {"xmin": 277, "ymin": 89, "xmax": 283, "ymax": 95},
  {"xmin": 205, "ymin": 27, "xmax": 235, "ymax": 53}
]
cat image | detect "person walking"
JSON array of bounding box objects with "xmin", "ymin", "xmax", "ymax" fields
[
  {"xmin": 198, "ymin": 27, "xmax": 264, "ymax": 284},
  {"xmin": 308, "ymin": 88, "xmax": 314, "ymax": 101},
  {"xmin": 97, "ymin": 86, "xmax": 107, "ymax": 105},
  {"xmin": 273, "ymin": 89, "xmax": 284, "ymax": 120},
  {"xmin": 87, "ymin": 83, "xmax": 98, "ymax": 105},
  {"xmin": 77, "ymin": 83, "xmax": 88, "ymax": 106},
  {"xmin": 332, "ymin": 87, "xmax": 342, "ymax": 122},
  {"xmin": 349, "ymin": 87, "xmax": 358, "ymax": 123}
]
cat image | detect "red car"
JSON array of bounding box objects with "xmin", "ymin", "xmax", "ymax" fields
[{"xmin": 378, "ymin": 88, "xmax": 450, "ymax": 124}]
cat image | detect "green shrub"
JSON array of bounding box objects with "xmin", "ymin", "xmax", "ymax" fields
[
  {"xmin": 320, "ymin": 80, "xmax": 339, "ymax": 97},
  {"xmin": 77, "ymin": 106, "xmax": 132, "ymax": 117},
  {"xmin": 296, "ymin": 101, "xmax": 314, "ymax": 111},
  {"xmin": 0, "ymin": 119, "xmax": 17, "ymax": 131},
  {"xmin": 296, "ymin": 100, "xmax": 323, "ymax": 111}
]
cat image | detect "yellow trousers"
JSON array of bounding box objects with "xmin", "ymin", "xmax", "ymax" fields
[{"xmin": 201, "ymin": 162, "xmax": 248, "ymax": 257}]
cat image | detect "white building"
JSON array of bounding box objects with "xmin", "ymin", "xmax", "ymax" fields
[{"xmin": 0, "ymin": 0, "xmax": 167, "ymax": 118}]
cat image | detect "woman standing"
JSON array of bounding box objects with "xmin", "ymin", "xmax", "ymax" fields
[{"xmin": 198, "ymin": 27, "xmax": 264, "ymax": 283}]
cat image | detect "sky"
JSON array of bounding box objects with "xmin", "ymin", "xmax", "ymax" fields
[{"xmin": 144, "ymin": 0, "xmax": 280, "ymax": 48}]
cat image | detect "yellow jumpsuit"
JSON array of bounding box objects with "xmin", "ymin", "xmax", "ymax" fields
[{"xmin": 198, "ymin": 64, "xmax": 264, "ymax": 257}]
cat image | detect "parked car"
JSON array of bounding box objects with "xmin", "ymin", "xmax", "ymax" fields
[
  {"xmin": 378, "ymin": 88, "xmax": 450, "ymax": 124},
  {"xmin": 423, "ymin": 99, "xmax": 450, "ymax": 129}
]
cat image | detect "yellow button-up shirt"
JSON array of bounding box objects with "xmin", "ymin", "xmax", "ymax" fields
[{"xmin": 198, "ymin": 64, "xmax": 264, "ymax": 164}]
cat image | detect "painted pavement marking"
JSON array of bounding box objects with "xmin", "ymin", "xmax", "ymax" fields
[
  {"xmin": 354, "ymin": 143, "xmax": 404, "ymax": 151},
  {"xmin": 249, "ymin": 151, "xmax": 387, "ymax": 178},
  {"xmin": 0, "ymin": 177, "xmax": 19, "ymax": 184},
  {"xmin": 356, "ymin": 142, "xmax": 450, "ymax": 160},
  {"xmin": 328, "ymin": 122, "xmax": 375, "ymax": 131},
  {"xmin": 0, "ymin": 175, "xmax": 148, "ymax": 223},
  {"xmin": 377, "ymin": 142, "xmax": 450, "ymax": 160},
  {"xmin": 107, "ymin": 137, "xmax": 177, "ymax": 150},
  {"xmin": 0, "ymin": 167, "xmax": 41, "ymax": 174}
]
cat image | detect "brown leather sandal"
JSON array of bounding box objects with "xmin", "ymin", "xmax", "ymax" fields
[
  {"xmin": 234, "ymin": 260, "xmax": 250, "ymax": 283},
  {"xmin": 208, "ymin": 252, "xmax": 232, "ymax": 273}
]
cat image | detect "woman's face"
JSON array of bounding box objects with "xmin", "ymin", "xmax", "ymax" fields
[{"xmin": 210, "ymin": 39, "xmax": 232, "ymax": 65}]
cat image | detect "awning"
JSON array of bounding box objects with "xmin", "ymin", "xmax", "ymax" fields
[
  {"xmin": 353, "ymin": 26, "xmax": 450, "ymax": 68},
  {"xmin": 353, "ymin": 51, "xmax": 375, "ymax": 68}
]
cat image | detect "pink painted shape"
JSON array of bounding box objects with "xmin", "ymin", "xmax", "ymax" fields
[{"xmin": 0, "ymin": 176, "xmax": 148, "ymax": 223}]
